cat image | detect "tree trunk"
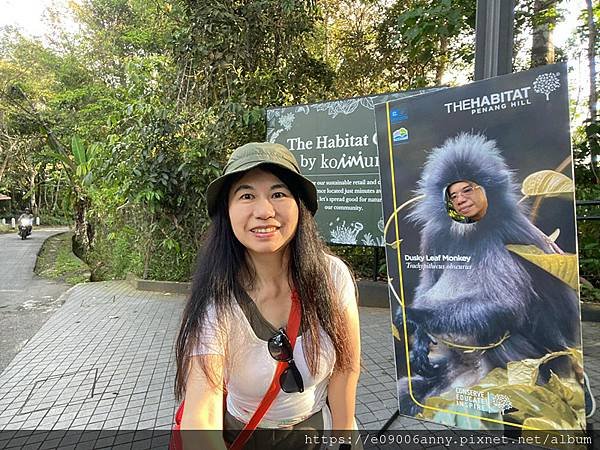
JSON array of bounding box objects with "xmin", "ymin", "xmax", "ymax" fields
[
  {"xmin": 0, "ymin": 119, "xmax": 13, "ymax": 183},
  {"xmin": 142, "ymin": 241, "xmax": 153, "ymax": 280},
  {"xmin": 29, "ymin": 169, "xmax": 37, "ymax": 214},
  {"xmin": 435, "ymin": 36, "xmax": 448, "ymax": 85},
  {"xmin": 142, "ymin": 214, "xmax": 155, "ymax": 280},
  {"xmin": 586, "ymin": 0, "xmax": 597, "ymax": 123},
  {"xmin": 585, "ymin": 0, "xmax": 599, "ymax": 184},
  {"xmin": 0, "ymin": 153, "xmax": 9, "ymax": 183},
  {"xmin": 37, "ymin": 164, "xmax": 46, "ymax": 212},
  {"xmin": 72, "ymin": 195, "xmax": 94, "ymax": 259},
  {"xmin": 43, "ymin": 179, "xmax": 48, "ymax": 212},
  {"xmin": 52, "ymin": 170, "xmax": 62, "ymax": 211},
  {"xmin": 531, "ymin": 0, "xmax": 557, "ymax": 68}
]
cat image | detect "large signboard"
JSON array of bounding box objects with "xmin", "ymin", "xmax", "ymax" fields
[
  {"xmin": 375, "ymin": 63, "xmax": 585, "ymax": 432},
  {"xmin": 267, "ymin": 90, "xmax": 438, "ymax": 245}
]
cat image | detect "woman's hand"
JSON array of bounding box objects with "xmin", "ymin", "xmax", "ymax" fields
[{"xmin": 180, "ymin": 355, "xmax": 227, "ymax": 450}]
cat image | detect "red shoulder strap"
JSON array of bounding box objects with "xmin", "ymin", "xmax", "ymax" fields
[
  {"xmin": 229, "ymin": 289, "xmax": 302, "ymax": 450},
  {"xmin": 286, "ymin": 289, "xmax": 302, "ymax": 348}
]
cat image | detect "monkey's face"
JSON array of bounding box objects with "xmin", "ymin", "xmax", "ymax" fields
[{"xmin": 447, "ymin": 181, "xmax": 488, "ymax": 221}]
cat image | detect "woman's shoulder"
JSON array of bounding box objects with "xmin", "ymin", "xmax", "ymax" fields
[
  {"xmin": 325, "ymin": 253, "xmax": 353, "ymax": 280},
  {"xmin": 203, "ymin": 298, "xmax": 243, "ymax": 327},
  {"xmin": 324, "ymin": 254, "xmax": 356, "ymax": 308}
]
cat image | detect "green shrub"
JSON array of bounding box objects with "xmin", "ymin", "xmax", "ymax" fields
[
  {"xmin": 86, "ymin": 225, "xmax": 144, "ymax": 281},
  {"xmin": 39, "ymin": 214, "xmax": 73, "ymax": 226},
  {"xmin": 328, "ymin": 244, "xmax": 386, "ymax": 280},
  {"xmin": 146, "ymin": 242, "xmax": 196, "ymax": 282},
  {"xmin": 578, "ymin": 222, "xmax": 600, "ymax": 287},
  {"xmin": 581, "ymin": 283, "xmax": 600, "ymax": 303}
]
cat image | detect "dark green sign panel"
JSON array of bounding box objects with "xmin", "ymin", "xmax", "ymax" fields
[{"xmin": 267, "ymin": 91, "xmax": 437, "ymax": 246}]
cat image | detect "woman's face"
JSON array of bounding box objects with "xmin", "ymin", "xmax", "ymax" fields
[{"xmin": 228, "ymin": 168, "xmax": 299, "ymax": 258}]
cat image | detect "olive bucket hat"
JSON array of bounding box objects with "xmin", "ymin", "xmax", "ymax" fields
[{"xmin": 205, "ymin": 142, "xmax": 318, "ymax": 217}]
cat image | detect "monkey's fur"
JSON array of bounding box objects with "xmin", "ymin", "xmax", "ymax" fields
[{"xmin": 395, "ymin": 133, "xmax": 580, "ymax": 415}]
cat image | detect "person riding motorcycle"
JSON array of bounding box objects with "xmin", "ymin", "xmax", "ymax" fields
[{"xmin": 17, "ymin": 208, "xmax": 34, "ymax": 239}]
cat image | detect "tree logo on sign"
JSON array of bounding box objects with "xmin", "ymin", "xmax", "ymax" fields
[{"xmin": 532, "ymin": 72, "xmax": 561, "ymax": 101}]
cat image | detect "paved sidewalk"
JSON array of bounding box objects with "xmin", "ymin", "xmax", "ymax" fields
[
  {"xmin": 0, "ymin": 281, "xmax": 597, "ymax": 449},
  {"xmin": 0, "ymin": 282, "xmax": 178, "ymax": 449}
]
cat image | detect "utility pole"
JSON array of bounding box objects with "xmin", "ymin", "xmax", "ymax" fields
[{"xmin": 474, "ymin": 0, "xmax": 515, "ymax": 80}]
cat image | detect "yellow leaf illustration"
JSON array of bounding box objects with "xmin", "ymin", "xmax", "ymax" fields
[
  {"xmin": 507, "ymin": 358, "xmax": 541, "ymax": 386},
  {"xmin": 548, "ymin": 228, "xmax": 560, "ymax": 243},
  {"xmin": 506, "ymin": 244, "xmax": 578, "ymax": 290},
  {"xmin": 521, "ymin": 170, "xmax": 574, "ymax": 197},
  {"xmin": 547, "ymin": 372, "xmax": 584, "ymax": 412},
  {"xmin": 418, "ymin": 349, "xmax": 585, "ymax": 433},
  {"xmin": 392, "ymin": 324, "xmax": 401, "ymax": 341},
  {"xmin": 506, "ymin": 350, "xmax": 579, "ymax": 386}
]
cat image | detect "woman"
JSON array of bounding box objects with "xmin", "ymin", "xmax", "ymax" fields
[{"xmin": 174, "ymin": 142, "xmax": 361, "ymax": 449}]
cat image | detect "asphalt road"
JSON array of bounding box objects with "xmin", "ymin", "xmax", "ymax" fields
[{"xmin": 0, "ymin": 227, "xmax": 71, "ymax": 373}]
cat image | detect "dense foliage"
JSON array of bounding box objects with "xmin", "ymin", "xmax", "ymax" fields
[{"xmin": 0, "ymin": 0, "xmax": 597, "ymax": 287}]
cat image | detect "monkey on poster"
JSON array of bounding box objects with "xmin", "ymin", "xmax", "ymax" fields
[{"xmin": 394, "ymin": 132, "xmax": 581, "ymax": 414}]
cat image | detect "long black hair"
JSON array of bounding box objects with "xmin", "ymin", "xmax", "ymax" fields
[{"xmin": 175, "ymin": 165, "xmax": 353, "ymax": 399}]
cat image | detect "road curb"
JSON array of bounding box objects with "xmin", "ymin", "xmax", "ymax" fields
[
  {"xmin": 582, "ymin": 302, "xmax": 600, "ymax": 322},
  {"xmin": 124, "ymin": 273, "xmax": 600, "ymax": 319},
  {"xmin": 126, "ymin": 273, "xmax": 191, "ymax": 295},
  {"xmin": 125, "ymin": 273, "xmax": 392, "ymax": 308},
  {"xmin": 356, "ymin": 280, "xmax": 389, "ymax": 308}
]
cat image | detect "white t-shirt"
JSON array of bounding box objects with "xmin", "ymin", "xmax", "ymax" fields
[{"xmin": 192, "ymin": 254, "xmax": 355, "ymax": 428}]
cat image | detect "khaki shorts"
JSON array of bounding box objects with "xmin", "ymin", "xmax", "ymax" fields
[{"xmin": 223, "ymin": 408, "xmax": 325, "ymax": 449}]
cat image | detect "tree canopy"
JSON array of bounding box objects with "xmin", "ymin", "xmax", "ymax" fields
[{"xmin": 0, "ymin": 0, "xmax": 597, "ymax": 283}]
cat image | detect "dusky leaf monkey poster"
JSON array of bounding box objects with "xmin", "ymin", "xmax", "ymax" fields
[{"xmin": 374, "ymin": 63, "xmax": 585, "ymax": 433}]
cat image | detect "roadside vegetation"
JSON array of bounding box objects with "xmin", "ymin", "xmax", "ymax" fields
[
  {"xmin": 34, "ymin": 232, "xmax": 90, "ymax": 285},
  {"xmin": 582, "ymin": 284, "xmax": 600, "ymax": 303}
]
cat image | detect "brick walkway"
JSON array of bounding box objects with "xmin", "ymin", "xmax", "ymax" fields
[{"xmin": 0, "ymin": 281, "xmax": 597, "ymax": 449}]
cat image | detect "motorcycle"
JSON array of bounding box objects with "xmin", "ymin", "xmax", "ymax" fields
[{"xmin": 18, "ymin": 216, "xmax": 33, "ymax": 240}]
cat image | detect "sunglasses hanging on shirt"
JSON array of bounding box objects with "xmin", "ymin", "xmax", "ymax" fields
[{"xmin": 268, "ymin": 328, "xmax": 305, "ymax": 393}]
